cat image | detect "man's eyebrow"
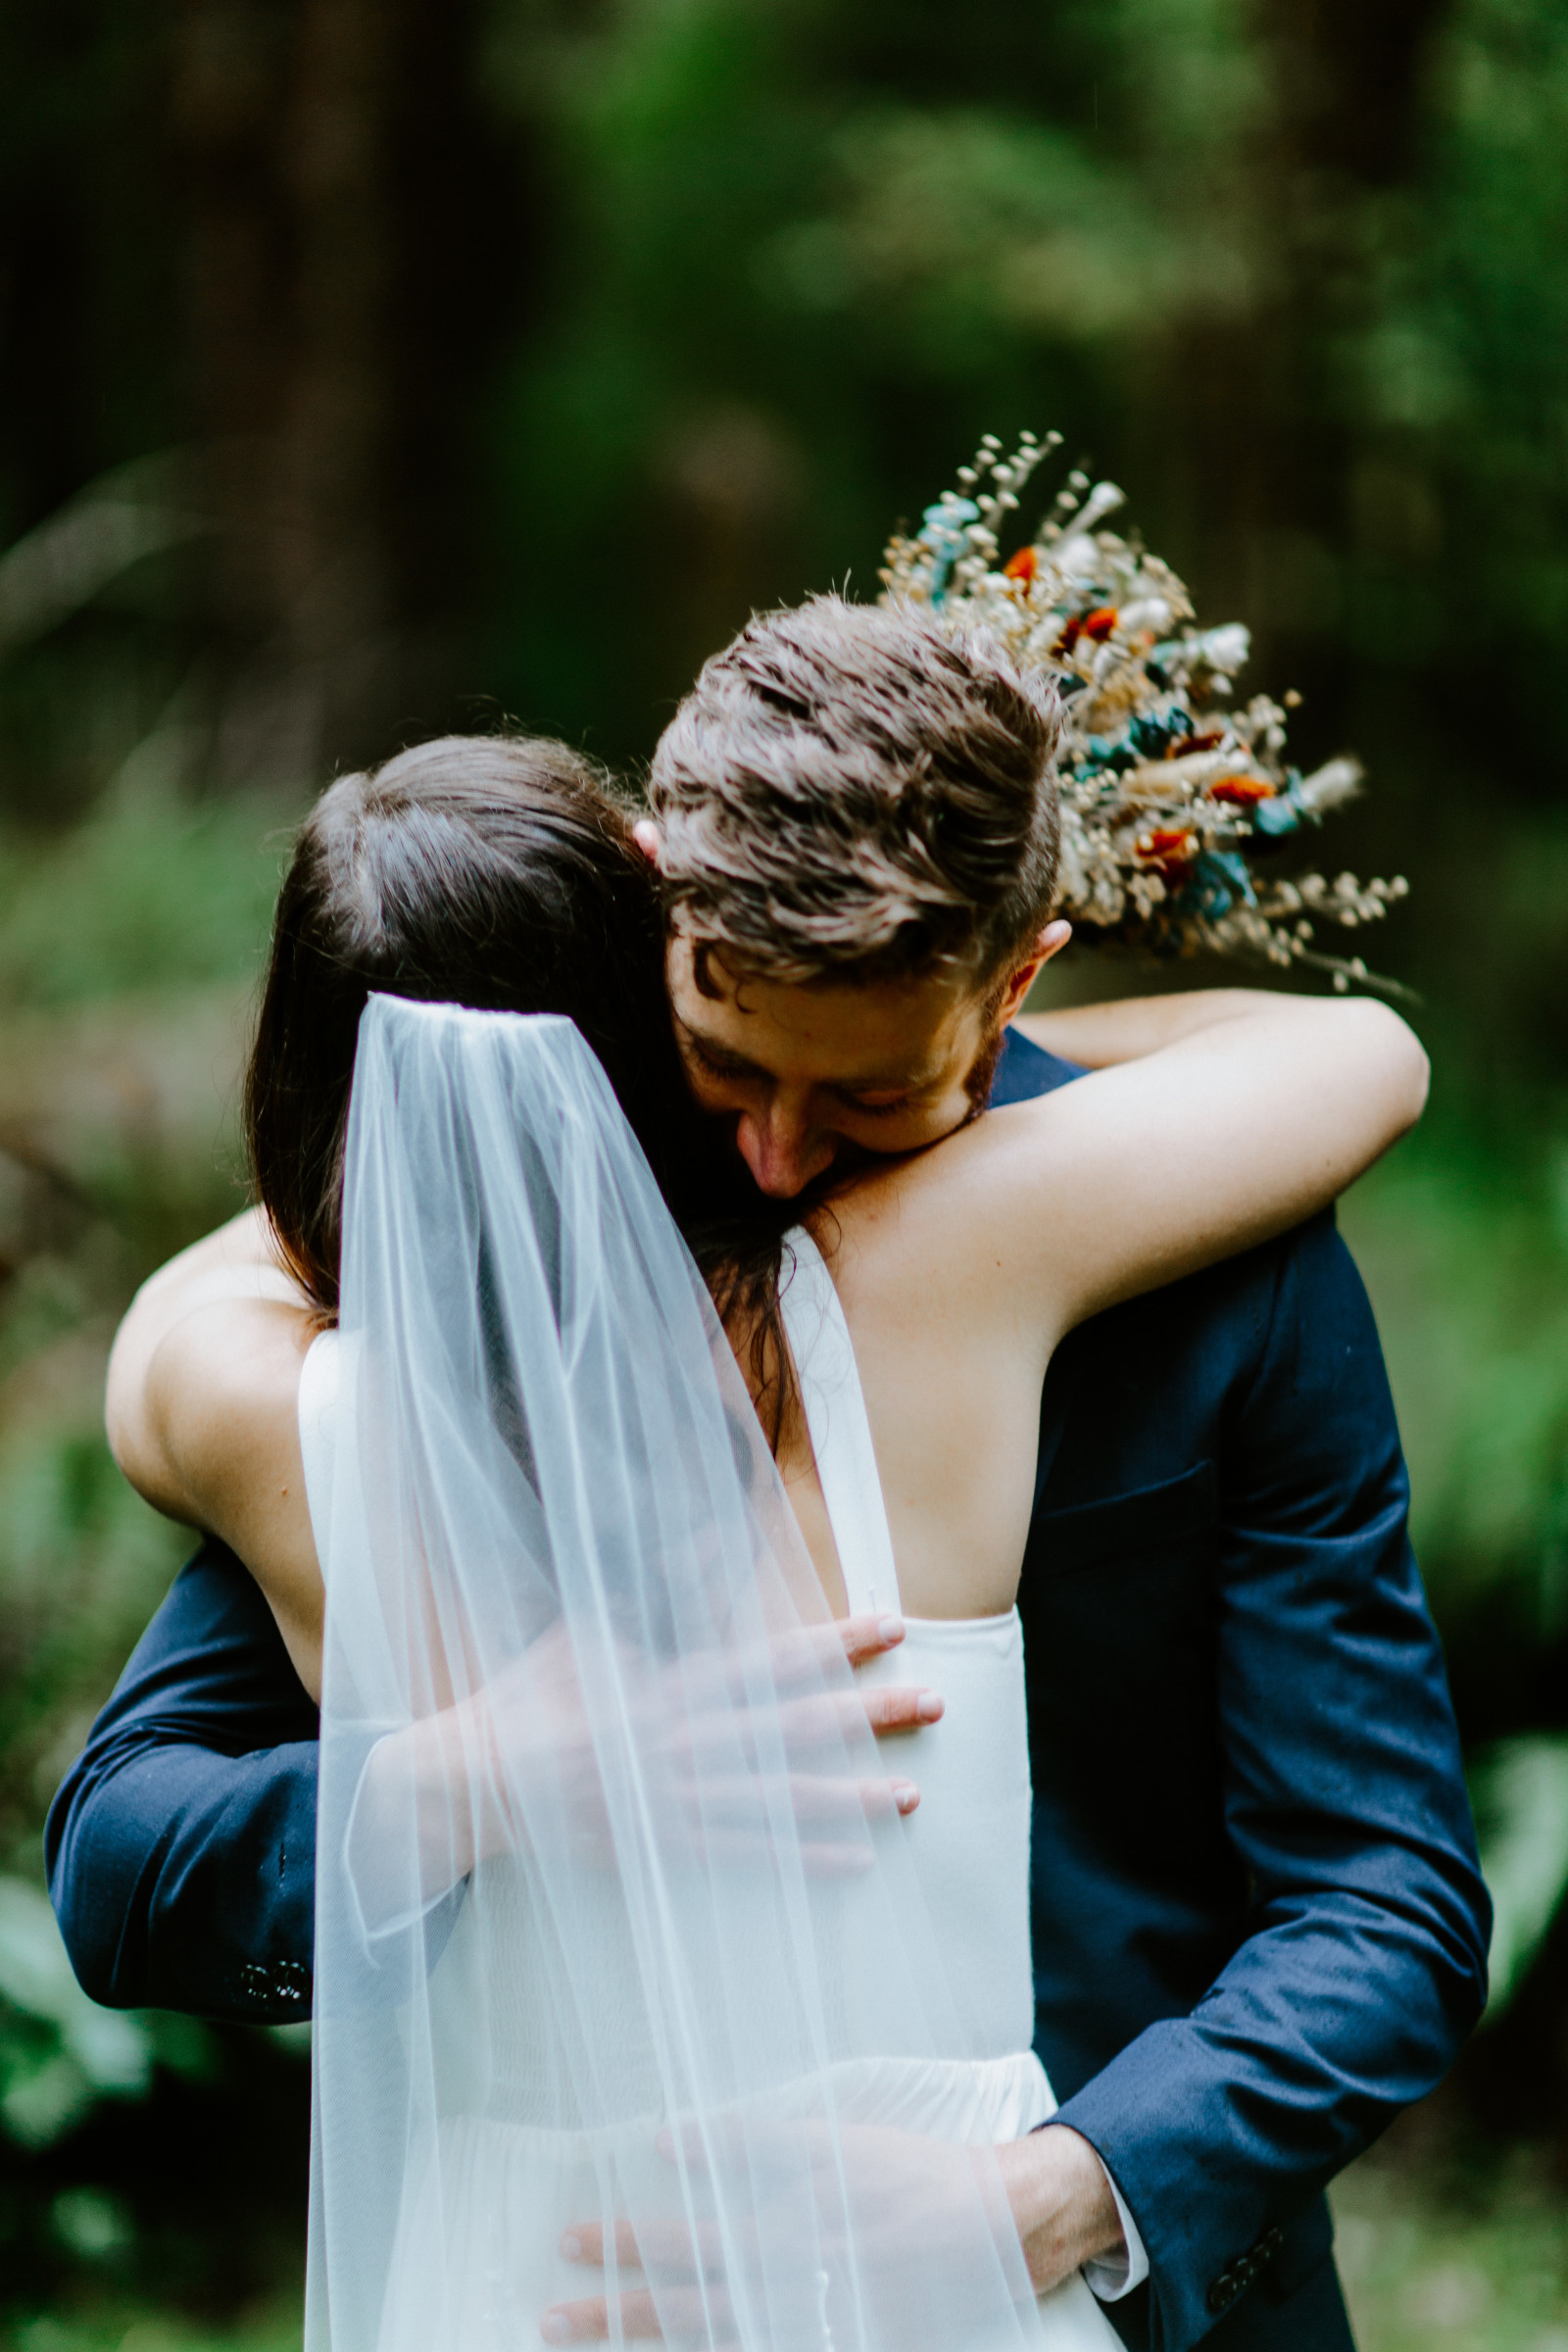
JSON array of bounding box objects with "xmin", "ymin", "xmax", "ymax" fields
[
  {"xmin": 677, "ymin": 1013, "xmax": 941, "ymax": 1095},
  {"xmin": 674, "ymin": 1019, "xmax": 770, "ymax": 1079}
]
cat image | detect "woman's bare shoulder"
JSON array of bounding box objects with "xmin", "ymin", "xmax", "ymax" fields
[
  {"xmin": 808, "ymin": 1099, "xmax": 1050, "ymax": 1338},
  {"xmin": 107, "ymin": 1207, "xmax": 314, "ymax": 1514},
  {"xmin": 123, "ymin": 1284, "xmax": 325, "ymax": 1697}
]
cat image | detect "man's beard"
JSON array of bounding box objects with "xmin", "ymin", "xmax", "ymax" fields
[{"xmin": 962, "ymin": 1021, "xmax": 1007, "ymax": 1124}]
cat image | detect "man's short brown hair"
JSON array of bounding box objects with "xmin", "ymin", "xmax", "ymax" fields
[{"xmin": 648, "ymin": 595, "xmax": 1061, "ymax": 989}]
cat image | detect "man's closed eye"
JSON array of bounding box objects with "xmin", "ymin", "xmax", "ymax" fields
[{"xmin": 832, "ymin": 1092, "xmax": 913, "ymax": 1119}]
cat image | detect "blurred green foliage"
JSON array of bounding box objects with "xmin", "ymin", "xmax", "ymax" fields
[
  {"xmin": 1332, "ymin": 2119, "xmax": 1568, "ymax": 2349},
  {"xmin": 0, "ymin": 796, "xmax": 280, "ymax": 1013},
  {"xmin": 0, "ymin": 794, "xmax": 274, "ymax": 1874},
  {"xmin": 0, "ymin": 2298, "xmax": 304, "ymax": 2352},
  {"xmin": 478, "ymin": 0, "xmax": 1568, "ymax": 771},
  {"xmin": 1342, "ymin": 1112, "xmax": 1568, "ymax": 1631},
  {"xmin": 0, "ymin": 1877, "xmax": 213, "ymax": 2147},
  {"xmin": 0, "ymin": 799, "xmax": 274, "ymax": 2184},
  {"xmin": 1466, "ymin": 1737, "xmax": 1568, "ymax": 2016}
]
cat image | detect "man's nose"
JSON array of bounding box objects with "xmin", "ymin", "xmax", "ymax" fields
[{"xmin": 735, "ymin": 1099, "xmax": 836, "ymax": 1199}]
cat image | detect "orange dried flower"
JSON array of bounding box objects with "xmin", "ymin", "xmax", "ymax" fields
[
  {"xmin": 877, "ymin": 430, "xmax": 1405, "ymax": 993},
  {"xmin": 1208, "ymin": 777, "xmax": 1277, "ymax": 807},
  {"xmin": 1136, "ymin": 827, "xmax": 1197, "ymax": 884}
]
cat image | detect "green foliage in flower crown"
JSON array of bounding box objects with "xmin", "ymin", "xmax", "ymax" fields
[{"xmin": 881, "ymin": 433, "xmax": 1409, "ymax": 993}]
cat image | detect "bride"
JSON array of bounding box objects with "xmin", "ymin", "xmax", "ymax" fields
[{"xmin": 109, "ymin": 727, "xmax": 1427, "ymax": 2352}]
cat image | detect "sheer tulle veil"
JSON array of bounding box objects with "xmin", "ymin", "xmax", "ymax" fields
[{"xmin": 306, "ymin": 996, "xmax": 1049, "ymax": 2352}]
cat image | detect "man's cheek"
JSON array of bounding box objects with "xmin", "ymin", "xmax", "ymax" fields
[
  {"xmin": 838, "ymin": 1117, "xmax": 929, "ymax": 1162},
  {"xmin": 908, "ymin": 1095, "xmax": 976, "ymax": 1148}
]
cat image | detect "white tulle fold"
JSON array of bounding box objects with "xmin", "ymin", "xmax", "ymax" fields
[{"xmin": 305, "ymin": 997, "xmax": 1061, "ymax": 2352}]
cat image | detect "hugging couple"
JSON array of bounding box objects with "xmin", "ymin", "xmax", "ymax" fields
[{"xmin": 49, "ymin": 595, "xmax": 1488, "ymax": 2352}]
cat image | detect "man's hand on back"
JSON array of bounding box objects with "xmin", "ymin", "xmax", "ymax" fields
[
  {"xmin": 835, "ymin": 1611, "xmax": 945, "ymax": 1740},
  {"xmin": 352, "ymin": 1610, "xmax": 945, "ymax": 1919}
]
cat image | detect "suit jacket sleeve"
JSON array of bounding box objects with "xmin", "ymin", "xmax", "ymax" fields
[
  {"xmin": 1051, "ymin": 1215, "xmax": 1492, "ymax": 2351},
  {"xmin": 45, "ymin": 1538, "xmax": 320, "ymax": 2023}
]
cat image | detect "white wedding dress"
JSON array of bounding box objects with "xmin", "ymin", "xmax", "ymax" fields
[
  {"xmin": 776, "ymin": 1228, "xmax": 1054, "ymax": 2116},
  {"xmin": 302, "ymin": 998, "xmax": 1118, "ymax": 2352},
  {"xmin": 299, "ymin": 1239, "xmax": 1115, "ymax": 2352}
]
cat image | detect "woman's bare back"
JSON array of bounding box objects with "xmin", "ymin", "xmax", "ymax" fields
[{"xmin": 770, "ymin": 1178, "xmax": 1045, "ymax": 1623}]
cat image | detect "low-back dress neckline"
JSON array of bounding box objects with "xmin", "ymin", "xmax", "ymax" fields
[
  {"xmin": 778, "ymin": 1224, "xmax": 1040, "ymax": 2065},
  {"xmin": 778, "ymin": 1223, "xmax": 1021, "ymax": 1632}
]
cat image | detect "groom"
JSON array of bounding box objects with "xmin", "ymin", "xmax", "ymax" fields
[{"xmin": 48, "ymin": 598, "xmax": 1487, "ymax": 2352}]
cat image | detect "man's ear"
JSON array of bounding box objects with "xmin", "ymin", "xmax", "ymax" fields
[
  {"xmin": 996, "ymin": 919, "xmax": 1072, "ymax": 1021},
  {"xmin": 632, "ymin": 818, "xmax": 662, "ymax": 865}
]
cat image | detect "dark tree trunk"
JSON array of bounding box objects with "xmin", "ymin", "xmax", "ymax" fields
[
  {"xmin": 1138, "ymin": 0, "xmax": 1451, "ymax": 701},
  {"xmin": 172, "ymin": 0, "xmax": 534, "ymax": 789},
  {"xmin": 1262, "ymin": 0, "xmax": 1448, "ymax": 186}
]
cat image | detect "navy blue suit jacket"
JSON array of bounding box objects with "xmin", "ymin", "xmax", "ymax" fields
[{"xmin": 47, "ymin": 1031, "xmax": 1489, "ymax": 2350}]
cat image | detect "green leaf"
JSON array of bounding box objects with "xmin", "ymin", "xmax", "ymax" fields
[{"xmin": 1470, "ymin": 1734, "xmax": 1568, "ymax": 2020}]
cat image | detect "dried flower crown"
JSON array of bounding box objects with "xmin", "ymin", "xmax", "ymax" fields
[{"xmin": 879, "ymin": 431, "xmax": 1408, "ymax": 993}]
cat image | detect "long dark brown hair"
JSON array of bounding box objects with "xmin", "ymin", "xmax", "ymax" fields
[{"xmin": 244, "ymin": 733, "xmax": 799, "ymax": 1431}]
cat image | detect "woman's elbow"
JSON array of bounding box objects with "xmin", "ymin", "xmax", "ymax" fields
[
  {"xmin": 1385, "ymin": 1006, "xmax": 1430, "ymax": 1133},
  {"xmin": 104, "ymin": 1319, "xmax": 151, "ymax": 1488},
  {"xmin": 1348, "ymin": 999, "xmax": 1429, "ymax": 1141}
]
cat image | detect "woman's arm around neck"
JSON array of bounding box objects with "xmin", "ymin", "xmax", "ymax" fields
[
  {"xmin": 856, "ymin": 988, "xmax": 1427, "ymax": 1356},
  {"xmin": 1013, "ymin": 987, "xmax": 1305, "ymax": 1069}
]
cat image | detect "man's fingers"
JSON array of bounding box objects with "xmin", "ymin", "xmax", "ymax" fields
[
  {"xmin": 678, "ymin": 1765, "xmax": 918, "ymax": 1831},
  {"xmin": 859, "ymin": 1685, "xmax": 945, "ymax": 1736},
  {"xmin": 559, "ymin": 2219, "xmax": 641, "ymax": 2271},
  {"xmin": 835, "ymin": 1612, "xmax": 906, "ymax": 1667},
  {"xmin": 541, "ymin": 2287, "xmax": 734, "ymax": 2345},
  {"xmin": 541, "ymin": 2288, "xmax": 661, "ymax": 2341},
  {"xmin": 754, "ymin": 1615, "xmax": 906, "ymax": 1688},
  {"xmin": 559, "ymin": 2215, "xmax": 725, "ymax": 2278},
  {"xmin": 780, "ymin": 1768, "xmax": 920, "ymax": 1824},
  {"xmin": 682, "ymin": 1771, "xmax": 919, "ymax": 1869},
  {"xmin": 768, "ymin": 1684, "xmax": 943, "ymax": 1749}
]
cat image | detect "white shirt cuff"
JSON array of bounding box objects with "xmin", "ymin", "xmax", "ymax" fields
[{"xmin": 1082, "ymin": 2155, "xmax": 1149, "ymax": 2302}]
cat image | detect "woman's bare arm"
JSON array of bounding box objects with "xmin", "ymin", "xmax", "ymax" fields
[
  {"xmin": 1012, "ymin": 988, "xmax": 1299, "ymax": 1069},
  {"xmin": 887, "ymin": 990, "xmax": 1427, "ymax": 1351},
  {"xmin": 107, "ymin": 1208, "xmax": 297, "ymax": 1512},
  {"xmin": 107, "ymin": 1210, "xmax": 327, "ymax": 1695}
]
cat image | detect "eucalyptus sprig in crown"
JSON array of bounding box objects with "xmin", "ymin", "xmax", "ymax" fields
[{"xmin": 879, "ymin": 431, "xmax": 1408, "ymax": 992}]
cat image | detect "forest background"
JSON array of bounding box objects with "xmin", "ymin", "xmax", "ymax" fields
[{"xmin": 0, "ymin": 2, "xmax": 1566, "ymax": 2348}]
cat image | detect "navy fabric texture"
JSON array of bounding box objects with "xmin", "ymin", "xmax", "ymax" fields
[
  {"xmin": 45, "ymin": 1537, "xmax": 318, "ymax": 2022},
  {"xmin": 46, "ymin": 1026, "xmax": 1490, "ymax": 2349}
]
